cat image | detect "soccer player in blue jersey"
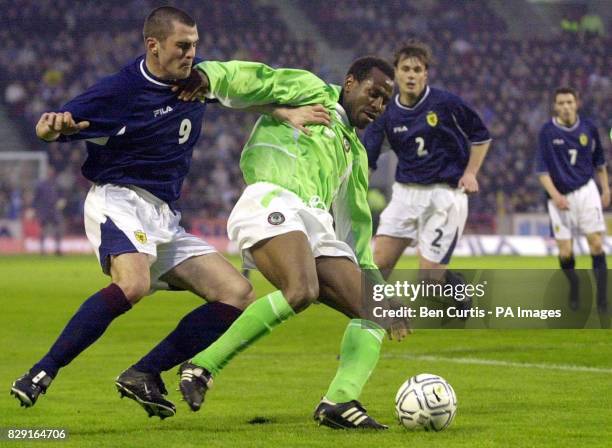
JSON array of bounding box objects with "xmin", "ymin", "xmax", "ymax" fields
[
  {"xmin": 10, "ymin": 6, "xmax": 329, "ymax": 418},
  {"xmin": 364, "ymin": 41, "xmax": 491, "ymax": 292},
  {"xmin": 536, "ymin": 87, "xmax": 609, "ymax": 312}
]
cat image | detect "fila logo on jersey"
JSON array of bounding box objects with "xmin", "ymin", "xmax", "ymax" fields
[
  {"xmin": 553, "ymin": 139, "xmax": 565, "ymax": 145},
  {"xmin": 393, "ymin": 125, "xmax": 408, "ymax": 133},
  {"xmin": 267, "ymin": 212, "xmax": 285, "ymax": 225},
  {"xmin": 154, "ymin": 105, "xmax": 173, "ymax": 117}
]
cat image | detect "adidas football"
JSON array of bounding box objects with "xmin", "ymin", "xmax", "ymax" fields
[{"xmin": 395, "ymin": 373, "xmax": 457, "ymax": 431}]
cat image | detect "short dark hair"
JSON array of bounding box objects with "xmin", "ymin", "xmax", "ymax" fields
[
  {"xmin": 393, "ymin": 40, "xmax": 432, "ymax": 68},
  {"xmin": 346, "ymin": 56, "xmax": 394, "ymax": 82},
  {"xmin": 143, "ymin": 6, "xmax": 196, "ymax": 42},
  {"xmin": 553, "ymin": 86, "xmax": 579, "ymax": 102}
]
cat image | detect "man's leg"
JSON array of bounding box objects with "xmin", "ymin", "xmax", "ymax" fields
[
  {"xmin": 586, "ymin": 232, "xmax": 608, "ymax": 312},
  {"xmin": 557, "ymin": 239, "xmax": 580, "ymax": 310},
  {"xmin": 373, "ymin": 182, "xmax": 419, "ymax": 280},
  {"xmin": 11, "ymin": 253, "xmax": 149, "ymax": 408},
  {"xmin": 129, "ymin": 253, "xmax": 253, "ymax": 375},
  {"xmin": 418, "ymin": 255, "xmax": 463, "ymax": 288},
  {"xmin": 115, "ymin": 252, "xmax": 252, "ymax": 418},
  {"xmin": 416, "ymin": 188, "xmax": 468, "ymax": 311},
  {"xmin": 179, "ymin": 231, "xmax": 319, "ymax": 411},
  {"xmin": 313, "ymin": 257, "xmax": 406, "ymax": 430},
  {"xmin": 373, "ymin": 235, "xmax": 412, "ymax": 280}
]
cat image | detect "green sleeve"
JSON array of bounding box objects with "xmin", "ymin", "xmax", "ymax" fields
[
  {"xmin": 347, "ymin": 149, "xmax": 378, "ymax": 270},
  {"xmin": 196, "ymin": 60, "xmax": 332, "ymax": 108}
]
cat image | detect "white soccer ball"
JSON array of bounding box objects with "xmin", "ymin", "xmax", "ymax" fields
[{"xmin": 395, "ymin": 373, "xmax": 457, "ymax": 431}]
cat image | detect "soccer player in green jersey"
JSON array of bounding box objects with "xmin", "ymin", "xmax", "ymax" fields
[{"xmin": 175, "ymin": 57, "xmax": 408, "ymax": 429}]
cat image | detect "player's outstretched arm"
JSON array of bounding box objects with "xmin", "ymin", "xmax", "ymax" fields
[
  {"xmin": 185, "ymin": 61, "xmax": 329, "ymax": 109},
  {"xmin": 458, "ymin": 141, "xmax": 490, "ymax": 193},
  {"xmin": 35, "ymin": 112, "xmax": 90, "ymax": 142},
  {"xmin": 216, "ymin": 103, "xmax": 331, "ymax": 135}
]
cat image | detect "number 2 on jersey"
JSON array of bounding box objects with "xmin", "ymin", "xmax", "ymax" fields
[
  {"xmin": 178, "ymin": 118, "xmax": 192, "ymax": 144},
  {"xmin": 416, "ymin": 137, "xmax": 428, "ymax": 157},
  {"xmin": 432, "ymin": 228, "xmax": 443, "ymax": 248}
]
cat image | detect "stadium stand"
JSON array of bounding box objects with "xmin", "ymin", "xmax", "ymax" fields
[
  {"xmin": 0, "ymin": 0, "xmax": 610, "ymax": 237},
  {"xmin": 0, "ymin": 0, "xmax": 318, "ymax": 233},
  {"xmin": 299, "ymin": 0, "xmax": 611, "ymax": 218}
]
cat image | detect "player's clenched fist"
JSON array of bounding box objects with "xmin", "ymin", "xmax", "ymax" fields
[
  {"xmin": 35, "ymin": 112, "xmax": 90, "ymax": 142},
  {"xmin": 458, "ymin": 172, "xmax": 479, "ymax": 194}
]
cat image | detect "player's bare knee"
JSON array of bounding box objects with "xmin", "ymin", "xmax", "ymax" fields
[
  {"xmin": 587, "ymin": 235, "xmax": 603, "ymax": 255},
  {"xmin": 590, "ymin": 243, "xmax": 603, "ymax": 255},
  {"xmin": 215, "ymin": 280, "xmax": 255, "ymax": 310},
  {"xmin": 375, "ymin": 256, "xmax": 394, "ymax": 274},
  {"xmin": 114, "ymin": 279, "xmax": 149, "ymax": 304},
  {"xmin": 558, "ymin": 247, "xmax": 573, "ymax": 260},
  {"xmin": 283, "ymin": 281, "xmax": 319, "ymax": 311}
]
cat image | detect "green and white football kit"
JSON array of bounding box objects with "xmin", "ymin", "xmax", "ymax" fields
[
  {"xmin": 181, "ymin": 61, "xmax": 390, "ymax": 418},
  {"xmin": 198, "ymin": 60, "xmax": 376, "ymax": 270}
]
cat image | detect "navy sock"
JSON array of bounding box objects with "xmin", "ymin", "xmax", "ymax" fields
[
  {"xmin": 560, "ymin": 256, "xmax": 579, "ymax": 285},
  {"xmin": 592, "ymin": 254, "xmax": 608, "ymax": 305},
  {"xmin": 33, "ymin": 284, "xmax": 131, "ymax": 378},
  {"xmin": 444, "ymin": 270, "xmax": 465, "ymax": 300},
  {"xmin": 133, "ymin": 301, "xmax": 242, "ymax": 374}
]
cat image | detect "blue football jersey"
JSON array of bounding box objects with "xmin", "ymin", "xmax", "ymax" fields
[
  {"xmin": 535, "ymin": 117, "xmax": 605, "ymax": 194},
  {"xmin": 58, "ymin": 55, "xmax": 209, "ymax": 204},
  {"xmin": 363, "ymin": 86, "xmax": 491, "ymax": 186}
]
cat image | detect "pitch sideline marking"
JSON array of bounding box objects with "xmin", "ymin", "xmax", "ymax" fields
[{"xmin": 383, "ymin": 354, "xmax": 612, "ymax": 374}]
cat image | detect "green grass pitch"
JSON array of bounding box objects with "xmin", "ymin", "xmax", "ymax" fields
[{"xmin": 0, "ymin": 255, "xmax": 610, "ymax": 447}]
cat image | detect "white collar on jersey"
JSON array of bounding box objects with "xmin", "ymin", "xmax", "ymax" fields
[
  {"xmin": 394, "ymin": 85, "xmax": 430, "ymax": 111},
  {"xmin": 139, "ymin": 59, "xmax": 172, "ymax": 87},
  {"xmin": 335, "ymin": 103, "xmax": 351, "ymax": 127},
  {"xmin": 552, "ymin": 116, "xmax": 581, "ymax": 132}
]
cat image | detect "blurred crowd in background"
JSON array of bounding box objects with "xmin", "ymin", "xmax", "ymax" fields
[{"xmin": 0, "ymin": 0, "xmax": 610, "ymax": 235}]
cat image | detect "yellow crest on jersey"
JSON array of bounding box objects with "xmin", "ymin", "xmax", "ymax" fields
[
  {"xmin": 426, "ymin": 111, "xmax": 438, "ymax": 127},
  {"xmin": 134, "ymin": 230, "xmax": 148, "ymax": 244},
  {"xmin": 579, "ymin": 133, "xmax": 588, "ymax": 146}
]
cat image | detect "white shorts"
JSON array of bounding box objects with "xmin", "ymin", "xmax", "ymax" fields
[
  {"xmin": 227, "ymin": 182, "xmax": 357, "ymax": 269},
  {"xmin": 376, "ymin": 182, "xmax": 468, "ymax": 264},
  {"xmin": 84, "ymin": 184, "xmax": 216, "ymax": 290},
  {"xmin": 548, "ymin": 179, "xmax": 605, "ymax": 240}
]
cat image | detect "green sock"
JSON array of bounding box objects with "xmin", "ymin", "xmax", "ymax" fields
[
  {"xmin": 325, "ymin": 319, "xmax": 385, "ymax": 403},
  {"xmin": 191, "ymin": 291, "xmax": 295, "ymax": 375}
]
